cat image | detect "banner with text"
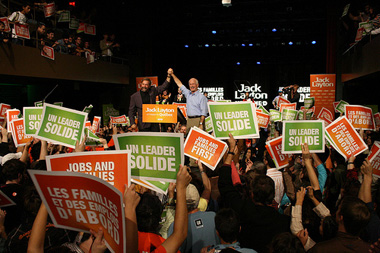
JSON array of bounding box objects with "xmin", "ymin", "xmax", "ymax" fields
[
  {"xmin": 174, "ymin": 103, "xmax": 187, "ymax": 119},
  {"xmin": 0, "ymin": 17, "xmax": 10, "ymax": 32},
  {"xmin": 46, "ymin": 151, "xmax": 130, "ymax": 193},
  {"xmin": 208, "ymin": 102, "xmax": 259, "ymax": 139},
  {"xmin": 36, "ymin": 103, "xmax": 87, "ymax": 148},
  {"xmin": 336, "ymin": 100, "xmax": 349, "ymax": 114},
  {"xmin": 281, "ymin": 109, "xmax": 298, "ymax": 121},
  {"xmin": 28, "ymin": 170, "xmax": 125, "ymax": 253},
  {"xmin": 23, "ymin": 107, "xmax": 43, "ymax": 136},
  {"xmin": 142, "ymin": 104, "xmax": 177, "ymax": 123},
  {"xmin": 43, "ymin": 3, "xmax": 55, "ymax": 17},
  {"xmin": 6, "ymin": 109, "xmax": 20, "ymax": 132},
  {"xmin": 270, "ymin": 109, "xmax": 282, "ymax": 122},
  {"xmin": 110, "ymin": 115, "xmax": 129, "ymax": 126},
  {"xmin": 0, "ymin": 103, "xmax": 11, "ymax": 118},
  {"xmin": 325, "ymin": 116, "xmax": 368, "ymax": 160},
  {"xmin": 257, "ymin": 111, "xmax": 270, "ymax": 128},
  {"xmin": 184, "ymin": 127, "xmax": 227, "ymax": 170},
  {"xmin": 344, "ymin": 105, "xmax": 375, "ymax": 130},
  {"xmin": 92, "ymin": 116, "xmax": 101, "ymax": 133},
  {"xmin": 15, "ymin": 23, "xmax": 30, "ymax": 39},
  {"xmin": 310, "ymin": 74, "xmax": 336, "ymax": 117},
  {"xmin": 282, "ymin": 120, "xmax": 325, "ymax": 154},
  {"xmin": 113, "ymin": 133, "xmax": 183, "ymax": 182},
  {"xmin": 317, "ymin": 107, "xmax": 333, "ymax": 126},
  {"xmin": 374, "ymin": 112, "xmax": 380, "ymax": 128},
  {"xmin": 279, "ymin": 102, "xmax": 297, "ymax": 113}
]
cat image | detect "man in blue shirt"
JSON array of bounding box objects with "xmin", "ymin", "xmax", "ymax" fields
[{"xmin": 170, "ymin": 70, "xmax": 208, "ymax": 133}]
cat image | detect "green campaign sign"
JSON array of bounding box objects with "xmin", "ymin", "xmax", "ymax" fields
[
  {"xmin": 147, "ymin": 180, "xmax": 170, "ymax": 194},
  {"xmin": 304, "ymin": 97, "xmax": 315, "ymax": 109},
  {"xmin": 205, "ymin": 116, "xmax": 213, "ymax": 133},
  {"xmin": 282, "ymin": 120, "xmax": 325, "ymax": 154},
  {"xmin": 23, "ymin": 107, "xmax": 43, "ymax": 136},
  {"xmin": 208, "ymin": 102, "xmax": 259, "ymax": 139},
  {"xmin": 336, "ymin": 100, "xmax": 349, "ymax": 114},
  {"xmin": 113, "ymin": 133, "xmax": 183, "ymax": 182},
  {"xmin": 270, "ymin": 109, "xmax": 282, "ymax": 122},
  {"xmin": 36, "ymin": 103, "xmax": 88, "ymax": 148},
  {"xmin": 297, "ymin": 110, "xmax": 314, "ymax": 120},
  {"xmin": 258, "ymin": 105, "xmax": 269, "ymax": 115},
  {"xmin": 281, "ymin": 109, "xmax": 297, "ymax": 121}
]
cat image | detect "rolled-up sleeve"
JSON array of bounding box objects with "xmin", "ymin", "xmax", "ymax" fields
[{"xmin": 200, "ymin": 96, "xmax": 209, "ymax": 116}]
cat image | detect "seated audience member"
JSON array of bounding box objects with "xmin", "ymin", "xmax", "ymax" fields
[
  {"xmin": 219, "ymin": 134, "xmax": 290, "ymax": 252},
  {"xmin": 29, "ymin": 22, "xmax": 46, "ymax": 48},
  {"xmin": 43, "ymin": 30, "xmax": 59, "ymax": 48},
  {"xmin": 73, "ymin": 36, "xmax": 84, "ymax": 56},
  {"xmin": 202, "ymin": 208, "xmax": 257, "ymax": 253},
  {"xmin": 56, "ymin": 34, "xmax": 71, "ymax": 54},
  {"xmin": 168, "ymin": 183, "xmax": 220, "ymax": 253}
]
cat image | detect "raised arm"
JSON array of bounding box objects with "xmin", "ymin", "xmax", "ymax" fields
[
  {"xmin": 161, "ymin": 165, "xmax": 191, "ymax": 253},
  {"xmin": 302, "ymin": 143, "xmax": 319, "ymax": 190},
  {"xmin": 27, "ymin": 203, "xmax": 47, "ymax": 253},
  {"xmin": 124, "ymin": 184, "xmax": 141, "ymax": 253},
  {"xmin": 197, "ymin": 160, "xmax": 211, "ymax": 205},
  {"xmin": 20, "ymin": 139, "xmax": 33, "ymax": 164},
  {"xmin": 358, "ymin": 158, "xmax": 372, "ymax": 203}
]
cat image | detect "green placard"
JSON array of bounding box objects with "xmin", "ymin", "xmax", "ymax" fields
[
  {"xmin": 281, "ymin": 109, "xmax": 297, "ymax": 121},
  {"xmin": 36, "ymin": 103, "xmax": 88, "ymax": 148},
  {"xmin": 113, "ymin": 133, "xmax": 183, "ymax": 182},
  {"xmin": 304, "ymin": 97, "xmax": 315, "ymax": 109},
  {"xmin": 297, "ymin": 110, "xmax": 314, "ymax": 120},
  {"xmin": 282, "ymin": 120, "xmax": 325, "ymax": 154},
  {"xmin": 336, "ymin": 100, "xmax": 349, "ymax": 114},
  {"xmin": 259, "ymin": 105, "xmax": 269, "ymax": 115},
  {"xmin": 34, "ymin": 101, "xmax": 43, "ymax": 107},
  {"xmin": 83, "ymin": 104, "xmax": 93, "ymax": 114},
  {"xmin": 54, "ymin": 102, "xmax": 63, "ymax": 107},
  {"xmin": 205, "ymin": 116, "xmax": 213, "ymax": 133},
  {"xmin": 208, "ymin": 102, "xmax": 259, "ymax": 139},
  {"xmin": 23, "ymin": 107, "xmax": 43, "ymax": 136},
  {"xmin": 103, "ymin": 104, "xmax": 119, "ymax": 125},
  {"xmin": 147, "ymin": 180, "xmax": 170, "ymax": 194},
  {"xmin": 58, "ymin": 10, "xmax": 70, "ymax": 22},
  {"xmin": 270, "ymin": 109, "xmax": 282, "ymax": 122}
]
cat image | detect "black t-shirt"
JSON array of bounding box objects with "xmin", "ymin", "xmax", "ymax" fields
[
  {"xmin": 140, "ymin": 90, "xmax": 150, "ymax": 104},
  {"xmin": 0, "ymin": 183, "xmax": 25, "ymax": 233}
]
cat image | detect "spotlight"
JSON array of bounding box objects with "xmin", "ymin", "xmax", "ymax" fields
[
  {"xmin": 212, "ymin": 30, "xmax": 217, "ymax": 34},
  {"xmin": 288, "ymin": 41, "xmax": 293, "ymax": 45},
  {"xmin": 241, "ymin": 43, "xmax": 246, "ymax": 47},
  {"xmin": 272, "ymin": 28, "xmax": 277, "ymax": 32},
  {"xmin": 248, "ymin": 43, "xmax": 253, "ymax": 47},
  {"xmin": 311, "ymin": 40, "xmax": 316, "ymax": 45},
  {"xmin": 205, "ymin": 44, "xmax": 209, "ymax": 47},
  {"xmin": 222, "ymin": 0, "xmax": 232, "ymax": 7},
  {"xmin": 256, "ymin": 61, "xmax": 261, "ymax": 65},
  {"xmin": 184, "ymin": 45, "xmax": 189, "ymax": 48},
  {"xmin": 236, "ymin": 62, "xmax": 240, "ymax": 65}
]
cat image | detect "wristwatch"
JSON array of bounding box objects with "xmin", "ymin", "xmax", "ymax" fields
[{"xmin": 199, "ymin": 122, "xmax": 203, "ymax": 125}]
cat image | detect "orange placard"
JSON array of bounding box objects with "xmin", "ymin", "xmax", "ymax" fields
[
  {"xmin": 174, "ymin": 103, "xmax": 187, "ymax": 118},
  {"xmin": 29, "ymin": 170, "xmax": 125, "ymax": 253},
  {"xmin": 15, "ymin": 23, "xmax": 30, "ymax": 39},
  {"xmin": 310, "ymin": 74, "xmax": 336, "ymax": 118},
  {"xmin": 257, "ymin": 111, "xmax": 270, "ymax": 128},
  {"xmin": 6, "ymin": 109, "xmax": 20, "ymax": 132},
  {"xmin": 92, "ymin": 116, "xmax": 101, "ymax": 133},
  {"xmin": 184, "ymin": 127, "xmax": 228, "ymax": 170},
  {"xmin": 374, "ymin": 113, "xmax": 380, "ymax": 128},
  {"xmin": 0, "ymin": 103, "xmax": 11, "ymax": 118},
  {"xmin": 0, "ymin": 17, "xmax": 10, "ymax": 32},
  {"xmin": 136, "ymin": 76, "xmax": 158, "ymax": 91},
  {"xmin": 10, "ymin": 118, "xmax": 32, "ymax": 147},
  {"xmin": 279, "ymin": 102, "xmax": 296, "ymax": 113},
  {"xmin": 85, "ymin": 121, "xmax": 91, "ymax": 129},
  {"xmin": 345, "ymin": 105, "xmax": 375, "ymax": 130},
  {"xmin": 265, "ymin": 137, "xmax": 291, "ymax": 169},
  {"xmin": 43, "ymin": 3, "xmax": 55, "ymax": 17},
  {"xmin": 110, "ymin": 115, "xmax": 129, "ymax": 125},
  {"xmin": 142, "ymin": 104, "xmax": 177, "ymax": 123},
  {"xmin": 317, "ymin": 107, "xmax": 333, "ymax": 125},
  {"xmin": 325, "ymin": 116, "xmax": 368, "ymax": 160},
  {"xmin": 278, "ymin": 96, "xmax": 290, "ymax": 107},
  {"xmin": 46, "ymin": 151, "xmax": 131, "ymax": 194},
  {"xmin": 368, "ymin": 141, "xmax": 380, "ymax": 178}
]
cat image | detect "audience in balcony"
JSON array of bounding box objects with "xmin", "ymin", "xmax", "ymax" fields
[
  {"xmin": 8, "ymin": 4, "xmax": 31, "ymax": 45},
  {"xmin": 0, "ymin": 20, "xmax": 10, "ymax": 43}
]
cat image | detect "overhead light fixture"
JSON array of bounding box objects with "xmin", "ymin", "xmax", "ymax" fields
[
  {"xmin": 212, "ymin": 30, "xmax": 217, "ymax": 34},
  {"xmin": 184, "ymin": 45, "xmax": 189, "ymax": 48},
  {"xmin": 288, "ymin": 41, "xmax": 293, "ymax": 45},
  {"xmin": 311, "ymin": 40, "xmax": 317, "ymax": 44},
  {"xmin": 222, "ymin": 0, "xmax": 232, "ymax": 7},
  {"xmin": 272, "ymin": 28, "xmax": 277, "ymax": 32}
]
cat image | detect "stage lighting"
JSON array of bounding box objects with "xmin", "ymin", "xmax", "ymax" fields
[
  {"xmin": 272, "ymin": 28, "xmax": 277, "ymax": 32},
  {"xmin": 311, "ymin": 40, "xmax": 316, "ymax": 44},
  {"xmin": 288, "ymin": 41, "xmax": 293, "ymax": 45}
]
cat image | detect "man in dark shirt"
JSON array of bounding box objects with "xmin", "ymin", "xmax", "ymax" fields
[
  {"xmin": 128, "ymin": 69, "xmax": 172, "ymax": 131},
  {"xmin": 283, "ymin": 84, "xmax": 300, "ymax": 109}
]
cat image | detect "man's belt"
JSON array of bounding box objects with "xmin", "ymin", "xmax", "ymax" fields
[{"xmin": 188, "ymin": 115, "xmax": 201, "ymax": 118}]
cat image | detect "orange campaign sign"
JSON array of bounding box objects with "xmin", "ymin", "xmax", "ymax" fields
[
  {"xmin": 85, "ymin": 121, "xmax": 91, "ymax": 129},
  {"xmin": 317, "ymin": 107, "xmax": 333, "ymax": 125},
  {"xmin": 142, "ymin": 104, "xmax": 177, "ymax": 124},
  {"xmin": 345, "ymin": 105, "xmax": 375, "ymax": 130},
  {"xmin": 368, "ymin": 141, "xmax": 380, "ymax": 178},
  {"xmin": 10, "ymin": 118, "xmax": 32, "ymax": 147},
  {"xmin": 46, "ymin": 151, "xmax": 131, "ymax": 194},
  {"xmin": 41, "ymin": 45, "xmax": 55, "ymax": 60},
  {"xmin": 174, "ymin": 103, "xmax": 187, "ymax": 118},
  {"xmin": 333, "ymin": 101, "xmax": 340, "ymax": 113},
  {"xmin": 310, "ymin": 74, "xmax": 336, "ymax": 118},
  {"xmin": 92, "ymin": 116, "xmax": 101, "ymax": 133},
  {"xmin": 110, "ymin": 115, "xmax": 129, "ymax": 125},
  {"xmin": 136, "ymin": 76, "xmax": 158, "ymax": 91},
  {"xmin": 278, "ymin": 96, "xmax": 290, "ymax": 107},
  {"xmin": 0, "ymin": 190, "xmax": 16, "ymax": 208},
  {"xmin": 374, "ymin": 112, "xmax": 380, "ymax": 128},
  {"xmin": 0, "ymin": 17, "xmax": 10, "ymax": 32},
  {"xmin": 84, "ymin": 24, "xmax": 96, "ymax": 35},
  {"xmin": 28, "ymin": 170, "xmax": 125, "ymax": 253},
  {"xmin": 6, "ymin": 109, "xmax": 20, "ymax": 132},
  {"xmin": 325, "ymin": 116, "xmax": 368, "ymax": 160},
  {"xmin": 184, "ymin": 127, "xmax": 228, "ymax": 170},
  {"xmin": 43, "ymin": 3, "xmax": 55, "ymax": 18},
  {"xmin": 15, "ymin": 23, "xmax": 30, "ymax": 39},
  {"xmin": 266, "ymin": 136, "xmax": 291, "ymax": 169},
  {"xmin": 256, "ymin": 111, "xmax": 270, "ymax": 128},
  {"xmin": 279, "ymin": 102, "xmax": 297, "ymax": 113},
  {"xmin": 0, "ymin": 103, "xmax": 11, "ymax": 118}
]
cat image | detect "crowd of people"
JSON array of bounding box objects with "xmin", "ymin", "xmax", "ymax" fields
[
  {"xmin": 0, "ymin": 3, "xmax": 122, "ymax": 60},
  {"xmin": 0, "ymin": 67, "xmax": 379, "ymax": 252}
]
